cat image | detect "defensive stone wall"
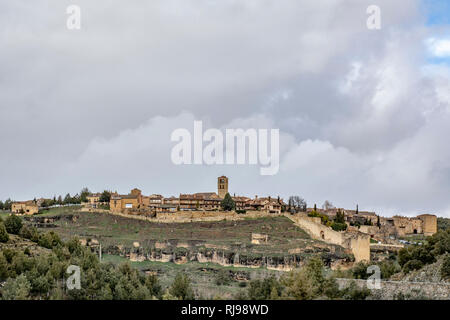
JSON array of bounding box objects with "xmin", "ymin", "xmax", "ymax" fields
[
  {"xmin": 336, "ymin": 278, "xmax": 450, "ymax": 300},
  {"xmin": 285, "ymin": 213, "xmax": 370, "ymax": 262},
  {"xmin": 100, "ymin": 209, "xmax": 273, "ymax": 223}
]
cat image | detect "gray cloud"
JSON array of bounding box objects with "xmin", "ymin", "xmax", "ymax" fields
[{"xmin": 0, "ymin": 0, "xmax": 449, "ymax": 217}]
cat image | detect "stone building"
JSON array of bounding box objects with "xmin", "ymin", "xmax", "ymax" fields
[
  {"xmin": 246, "ymin": 196, "xmax": 282, "ymax": 214},
  {"xmin": 217, "ymin": 176, "xmax": 228, "ymax": 198},
  {"xmin": 86, "ymin": 193, "xmax": 103, "ymax": 208},
  {"xmin": 163, "ymin": 196, "xmax": 179, "ymax": 206},
  {"xmin": 179, "ymin": 192, "xmax": 222, "ymax": 211},
  {"xmin": 110, "ymin": 189, "xmax": 144, "ymax": 213},
  {"xmin": 417, "ymin": 214, "xmax": 438, "ymax": 236},
  {"xmin": 11, "ymin": 201, "xmax": 39, "ymax": 215}
]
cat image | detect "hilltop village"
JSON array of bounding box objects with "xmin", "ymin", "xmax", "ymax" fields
[{"xmin": 7, "ymin": 176, "xmax": 437, "ymax": 263}]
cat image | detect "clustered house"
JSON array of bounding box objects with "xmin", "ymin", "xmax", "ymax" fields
[
  {"xmin": 98, "ymin": 176, "xmax": 284, "ymax": 216},
  {"xmin": 86, "ymin": 193, "xmax": 104, "ymax": 209},
  {"xmin": 11, "ymin": 200, "xmax": 39, "ymax": 215},
  {"xmin": 307, "ymin": 207, "xmax": 438, "ymax": 241}
]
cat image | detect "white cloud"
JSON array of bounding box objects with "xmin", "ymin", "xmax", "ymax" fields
[{"xmin": 427, "ymin": 37, "xmax": 450, "ymax": 58}]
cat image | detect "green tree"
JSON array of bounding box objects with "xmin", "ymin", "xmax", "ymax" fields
[
  {"xmin": 215, "ymin": 269, "xmax": 231, "ymax": 286},
  {"xmin": 4, "ymin": 214, "xmax": 23, "ymax": 235},
  {"xmin": 0, "ymin": 253, "xmax": 9, "ymax": 280},
  {"xmin": 72, "ymin": 193, "xmax": 81, "ymax": 204},
  {"xmin": 1, "ymin": 274, "xmax": 31, "ymax": 300},
  {"xmin": 19, "ymin": 225, "xmax": 39, "ymax": 242},
  {"xmin": 0, "ymin": 222, "xmax": 9, "ymax": 243},
  {"xmin": 3, "ymin": 199, "xmax": 12, "ymax": 211},
  {"xmin": 221, "ymin": 193, "xmax": 235, "ymax": 211},
  {"xmin": 99, "ymin": 191, "xmax": 112, "ymax": 203},
  {"xmin": 334, "ymin": 209, "xmax": 345, "ymax": 224},
  {"xmin": 145, "ymin": 273, "xmax": 162, "ymax": 298},
  {"xmin": 38, "ymin": 231, "xmax": 62, "ymax": 249},
  {"xmin": 63, "ymin": 193, "xmax": 72, "ymax": 205},
  {"xmin": 247, "ymin": 276, "xmax": 283, "ymax": 300},
  {"xmin": 80, "ymin": 187, "xmax": 91, "ymax": 203},
  {"xmin": 352, "ymin": 261, "xmax": 371, "ymax": 280},
  {"xmin": 169, "ymin": 273, "xmax": 194, "ymax": 300},
  {"xmin": 281, "ymin": 268, "xmax": 315, "ymax": 300}
]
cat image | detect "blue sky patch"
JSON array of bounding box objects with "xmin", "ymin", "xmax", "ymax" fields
[{"xmin": 423, "ymin": 0, "xmax": 450, "ymax": 25}]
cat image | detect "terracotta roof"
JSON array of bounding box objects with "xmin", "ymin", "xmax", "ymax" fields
[
  {"xmin": 13, "ymin": 200, "xmax": 37, "ymax": 206},
  {"xmin": 111, "ymin": 194, "xmax": 138, "ymax": 200},
  {"xmin": 87, "ymin": 193, "xmax": 102, "ymax": 197}
]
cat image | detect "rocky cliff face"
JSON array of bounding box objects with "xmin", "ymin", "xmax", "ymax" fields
[{"xmin": 98, "ymin": 242, "xmax": 352, "ymax": 271}]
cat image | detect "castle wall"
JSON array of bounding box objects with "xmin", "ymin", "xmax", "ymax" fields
[
  {"xmin": 394, "ymin": 217, "xmax": 423, "ymax": 236},
  {"xmin": 344, "ymin": 234, "xmax": 371, "ymax": 262},
  {"xmin": 285, "ymin": 213, "xmax": 370, "ymax": 263},
  {"xmin": 418, "ymin": 214, "xmax": 437, "ymax": 236}
]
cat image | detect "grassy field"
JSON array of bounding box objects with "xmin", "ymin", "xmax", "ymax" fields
[
  {"xmin": 36, "ymin": 205, "xmax": 81, "ymax": 216},
  {"xmin": 39, "ymin": 209, "xmax": 320, "ymax": 256}
]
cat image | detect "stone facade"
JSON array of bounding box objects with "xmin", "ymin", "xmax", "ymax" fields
[
  {"xmin": 217, "ymin": 176, "xmax": 228, "ymax": 198},
  {"xmin": 251, "ymin": 233, "xmax": 269, "ymax": 244},
  {"xmin": 107, "ymin": 176, "xmax": 283, "ymax": 215},
  {"xmin": 11, "ymin": 201, "xmax": 39, "ymax": 215},
  {"xmin": 417, "ymin": 214, "xmax": 437, "ymax": 236}
]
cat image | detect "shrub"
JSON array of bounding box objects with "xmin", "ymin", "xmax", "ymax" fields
[
  {"xmin": 0, "ymin": 223, "xmax": 9, "ymax": 243},
  {"xmin": 19, "ymin": 225, "xmax": 39, "ymax": 242},
  {"xmin": 403, "ymin": 259, "xmax": 423, "ymax": 273},
  {"xmin": 440, "ymin": 255, "xmax": 450, "ymax": 280},
  {"xmin": 1, "ymin": 274, "xmax": 31, "ymax": 300},
  {"xmin": 169, "ymin": 273, "xmax": 194, "ymax": 300},
  {"xmin": 331, "ymin": 222, "xmax": 347, "ymax": 232},
  {"xmin": 379, "ymin": 260, "xmax": 401, "ymax": 279},
  {"xmin": 340, "ymin": 281, "xmax": 371, "ymax": 300},
  {"xmin": 215, "ymin": 270, "xmax": 231, "ymax": 286},
  {"xmin": 4, "ymin": 215, "xmax": 22, "ymax": 235},
  {"xmin": 352, "ymin": 262, "xmax": 370, "ymax": 280},
  {"xmin": 247, "ymin": 276, "xmax": 283, "ymax": 300},
  {"xmin": 38, "ymin": 231, "xmax": 62, "ymax": 249}
]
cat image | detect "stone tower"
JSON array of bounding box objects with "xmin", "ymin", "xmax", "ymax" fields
[{"xmin": 218, "ymin": 176, "xmax": 228, "ymax": 198}]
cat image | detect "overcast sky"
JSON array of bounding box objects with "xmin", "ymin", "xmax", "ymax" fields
[{"xmin": 1, "ymin": 0, "xmax": 449, "ymax": 217}]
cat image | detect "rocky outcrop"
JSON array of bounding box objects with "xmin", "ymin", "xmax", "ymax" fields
[
  {"xmin": 99, "ymin": 243, "xmax": 352, "ymax": 271},
  {"xmin": 23, "ymin": 214, "xmax": 78, "ymax": 228}
]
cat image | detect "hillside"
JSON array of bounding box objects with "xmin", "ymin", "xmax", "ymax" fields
[{"xmin": 391, "ymin": 254, "xmax": 450, "ymax": 283}]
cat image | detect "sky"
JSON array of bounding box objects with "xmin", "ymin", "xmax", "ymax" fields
[{"xmin": 0, "ymin": 0, "xmax": 449, "ymax": 217}]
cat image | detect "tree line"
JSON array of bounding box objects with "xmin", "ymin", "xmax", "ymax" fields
[{"xmin": 0, "ymin": 188, "xmax": 113, "ymax": 210}]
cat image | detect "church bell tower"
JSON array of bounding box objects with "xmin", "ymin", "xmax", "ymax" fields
[{"xmin": 217, "ymin": 176, "xmax": 228, "ymax": 198}]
